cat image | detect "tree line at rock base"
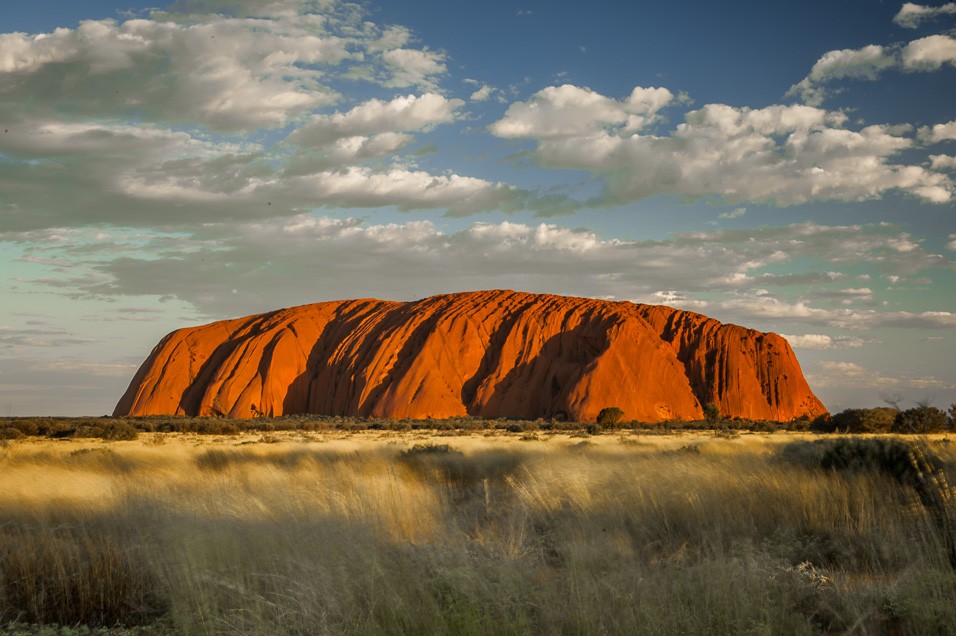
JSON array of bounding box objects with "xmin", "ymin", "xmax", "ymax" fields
[{"xmin": 1, "ymin": 403, "xmax": 953, "ymax": 441}]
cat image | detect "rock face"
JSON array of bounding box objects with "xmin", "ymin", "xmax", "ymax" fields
[{"xmin": 114, "ymin": 290, "xmax": 827, "ymax": 422}]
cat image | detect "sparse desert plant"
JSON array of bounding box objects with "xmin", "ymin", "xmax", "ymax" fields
[{"xmin": 143, "ymin": 432, "xmax": 168, "ymax": 446}]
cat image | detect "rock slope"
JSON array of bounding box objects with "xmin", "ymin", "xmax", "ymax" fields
[{"xmin": 114, "ymin": 290, "xmax": 826, "ymax": 422}]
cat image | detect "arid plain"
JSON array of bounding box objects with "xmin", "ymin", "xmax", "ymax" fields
[{"xmin": 1, "ymin": 425, "xmax": 954, "ymax": 634}]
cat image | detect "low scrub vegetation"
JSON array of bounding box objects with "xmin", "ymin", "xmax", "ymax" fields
[
  {"xmin": 0, "ymin": 431, "xmax": 954, "ymax": 633},
  {"xmin": 0, "ymin": 409, "xmax": 910, "ymax": 440},
  {"xmin": 811, "ymin": 405, "xmax": 955, "ymax": 435}
]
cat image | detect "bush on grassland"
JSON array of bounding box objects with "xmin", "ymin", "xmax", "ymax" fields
[
  {"xmin": 99, "ymin": 421, "xmax": 139, "ymax": 441},
  {"xmin": 891, "ymin": 406, "xmax": 950, "ymax": 434},
  {"xmin": 596, "ymin": 407, "xmax": 624, "ymax": 427},
  {"xmin": 7, "ymin": 419, "xmax": 40, "ymax": 436},
  {"xmin": 703, "ymin": 403, "xmax": 720, "ymax": 426},
  {"xmin": 811, "ymin": 407, "xmax": 898, "ymax": 434},
  {"xmin": 820, "ymin": 438, "xmax": 922, "ymax": 478},
  {"xmin": 399, "ymin": 443, "xmax": 463, "ymax": 459},
  {"xmin": 67, "ymin": 421, "xmax": 139, "ymax": 441}
]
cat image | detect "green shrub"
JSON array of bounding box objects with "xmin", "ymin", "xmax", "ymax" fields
[
  {"xmin": 193, "ymin": 420, "xmax": 241, "ymax": 435},
  {"xmin": 100, "ymin": 421, "xmax": 139, "ymax": 441},
  {"xmin": 0, "ymin": 428, "xmax": 25, "ymax": 440},
  {"xmin": 819, "ymin": 407, "xmax": 898, "ymax": 434},
  {"xmin": 8, "ymin": 419, "xmax": 39, "ymax": 436},
  {"xmin": 820, "ymin": 438, "xmax": 921, "ymax": 478},
  {"xmin": 34, "ymin": 418, "xmax": 75, "ymax": 437},
  {"xmin": 72, "ymin": 425, "xmax": 101, "ymax": 439},
  {"xmin": 892, "ymin": 406, "xmax": 949, "ymax": 434},
  {"xmin": 703, "ymin": 403, "xmax": 721, "ymax": 426},
  {"xmin": 809, "ymin": 414, "xmax": 833, "ymax": 433},
  {"xmin": 596, "ymin": 407, "xmax": 624, "ymax": 427},
  {"xmin": 400, "ymin": 443, "xmax": 463, "ymax": 459}
]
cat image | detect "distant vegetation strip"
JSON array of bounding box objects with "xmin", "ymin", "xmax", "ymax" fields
[{"xmin": 1, "ymin": 404, "xmax": 954, "ymax": 441}]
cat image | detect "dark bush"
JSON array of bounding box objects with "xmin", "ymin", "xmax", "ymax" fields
[
  {"xmin": 72, "ymin": 425, "xmax": 102, "ymax": 439},
  {"xmin": 100, "ymin": 421, "xmax": 139, "ymax": 441},
  {"xmin": 400, "ymin": 443, "xmax": 463, "ymax": 458},
  {"xmin": 194, "ymin": 420, "xmax": 241, "ymax": 435},
  {"xmin": 818, "ymin": 407, "xmax": 898, "ymax": 434},
  {"xmin": 809, "ymin": 414, "xmax": 833, "ymax": 433},
  {"xmin": 0, "ymin": 428, "xmax": 25, "ymax": 440},
  {"xmin": 596, "ymin": 407, "xmax": 624, "ymax": 427},
  {"xmin": 820, "ymin": 438, "xmax": 922, "ymax": 479},
  {"xmin": 817, "ymin": 437, "xmax": 953, "ymax": 568},
  {"xmin": 8, "ymin": 419, "xmax": 40, "ymax": 436},
  {"xmin": 777, "ymin": 440, "xmax": 829, "ymax": 469},
  {"xmin": 196, "ymin": 449, "xmax": 237, "ymax": 472},
  {"xmin": 892, "ymin": 406, "xmax": 950, "ymax": 434},
  {"xmin": 703, "ymin": 403, "xmax": 720, "ymax": 426},
  {"xmin": 34, "ymin": 418, "xmax": 75, "ymax": 437},
  {"xmin": 397, "ymin": 443, "xmax": 522, "ymax": 492}
]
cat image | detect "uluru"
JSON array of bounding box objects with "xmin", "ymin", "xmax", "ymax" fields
[{"xmin": 114, "ymin": 290, "xmax": 827, "ymax": 423}]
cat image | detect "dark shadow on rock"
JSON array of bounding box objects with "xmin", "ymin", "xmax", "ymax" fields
[
  {"xmin": 282, "ymin": 300, "xmax": 391, "ymax": 416},
  {"xmin": 178, "ymin": 314, "xmax": 279, "ymax": 416},
  {"xmin": 467, "ymin": 311, "xmax": 615, "ymax": 420}
]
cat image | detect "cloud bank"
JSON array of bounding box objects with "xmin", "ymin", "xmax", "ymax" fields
[{"xmin": 491, "ymin": 87, "xmax": 953, "ymax": 206}]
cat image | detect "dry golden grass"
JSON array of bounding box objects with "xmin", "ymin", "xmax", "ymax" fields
[{"xmin": 0, "ymin": 430, "xmax": 954, "ymax": 634}]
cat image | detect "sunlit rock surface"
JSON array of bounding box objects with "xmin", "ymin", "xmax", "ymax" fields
[{"xmin": 114, "ymin": 290, "xmax": 827, "ymax": 422}]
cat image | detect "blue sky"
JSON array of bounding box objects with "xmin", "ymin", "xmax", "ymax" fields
[{"xmin": 1, "ymin": 0, "xmax": 954, "ymax": 415}]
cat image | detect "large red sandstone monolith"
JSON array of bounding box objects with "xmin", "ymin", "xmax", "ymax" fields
[{"xmin": 114, "ymin": 290, "xmax": 827, "ymax": 422}]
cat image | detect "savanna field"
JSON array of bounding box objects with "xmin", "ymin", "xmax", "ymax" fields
[
  {"xmin": 0, "ymin": 419, "xmax": 954, "ymax": 635},
  {"xmin": 3, "ymin": 1, "xmax": 956, "ymax": 634}
]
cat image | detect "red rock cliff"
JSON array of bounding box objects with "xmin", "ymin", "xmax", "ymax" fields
[{"xmin": 113, "ymin": 290, "xmax": 827, "ymax": 422}]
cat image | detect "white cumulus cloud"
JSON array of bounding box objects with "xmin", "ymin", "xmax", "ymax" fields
[
  {"xmin": 894, "ymin": 2, "xmax": 956, "ymax": 28},
  {"xmin": 787, "ymin": 45, "xmax": 896, "ymax": 105},
  {"xmin": 0, "ymin": 16, "xmax": 350, "ymax": 131},
  {"xmin": 902, "ymin": 34, "xmax": 956, "ymax": 70},
  {"xmin": 492, "ymin": 88, "xmax": 953, "ymax": 206},
  {"xmin": 490, "ymin": 84, "xmax": 673, "ymax": 139},
  {"xmin": 381, "ymin": 48, "xmax": 447, "ymax": 89},
  {"xmin": 288, "ymin": 93, "xmax": 463, "ymax": 146},
  {"xmin": 780, "ymin": 334, "xmax": 867, "ymax": 349}
]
